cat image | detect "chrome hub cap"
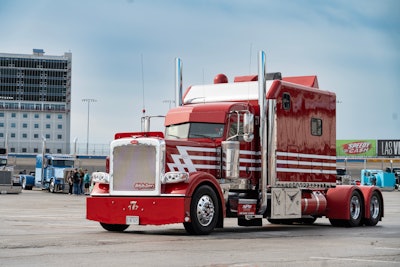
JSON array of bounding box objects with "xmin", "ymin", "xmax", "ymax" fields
[{"xmin": 196, "ymin": 195, "xmax": 215, "ymax": 227}]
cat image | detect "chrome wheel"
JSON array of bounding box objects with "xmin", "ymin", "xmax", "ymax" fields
[
  {"xmin": 49, "ymin": 179, "xmax": 55, "ymax": 193},
  {"xmin": 183, "ymin": 185, "xmax": 219, "ymax": 235},
  {"xmin": 347, "ymin": 190, "xmax": 363, "ymax": 227},
  {"xmin": 196, "ymin": 194, "xmax": 215, "ymax": 227},
  {"xmin": 350, "ymin": 194, "xmax": 361, "ymax": 221},
  {"xmin": 364, "ymin": 191, "xmax": 382, "ymax": 226},
  {"xmin": 370, "ymin": 195, "xmax": 380, "ymax": 220}
]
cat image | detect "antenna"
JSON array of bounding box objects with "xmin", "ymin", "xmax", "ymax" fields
[
  {"xmin": 249, "ymin": 43, "xmax": 253, "ymax": 74},
  {"xmin": 141, "ymin": 53, "xmax": 146, "ymax": 115}
]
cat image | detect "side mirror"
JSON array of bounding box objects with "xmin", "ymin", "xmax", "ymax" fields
[{"xmin": 243, "ymin": 112, "xmax": 254, "ymax": 142}]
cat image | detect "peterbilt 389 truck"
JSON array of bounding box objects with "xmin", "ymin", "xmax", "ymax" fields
[
  {"xmin": 35, "ymin": 154, "xmax": 75, "ymax": 193},
  {"xmin": 86, "ymin": 51, "xmax": 384, "ymax": 235}
]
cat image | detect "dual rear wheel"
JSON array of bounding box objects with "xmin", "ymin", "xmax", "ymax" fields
[{"xmin": 329, "ymin": 190, "xmax": 382, "ymax": 227}]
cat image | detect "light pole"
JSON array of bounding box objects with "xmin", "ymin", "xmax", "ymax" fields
[{"xmin": 82, "ymin": 98, "xmax": 97, "ymax": 155}]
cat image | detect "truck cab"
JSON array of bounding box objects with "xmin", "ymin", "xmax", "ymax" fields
[{"xmin": 35, "ymin": 154, "xmax": 75, "ymax": 193}]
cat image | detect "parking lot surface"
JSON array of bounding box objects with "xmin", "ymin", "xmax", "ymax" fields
[{"xmin": 0, "ymin": 189, "xmax": 399, "ymax": 267}]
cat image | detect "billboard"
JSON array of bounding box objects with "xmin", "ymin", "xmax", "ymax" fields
[
  {"xmin": 377, "ymin": 140, "xmax": 400, "ymax": 157},
  {"xmin": 336, "ymin": 140, "xmax": 376, "ymax": 157}
]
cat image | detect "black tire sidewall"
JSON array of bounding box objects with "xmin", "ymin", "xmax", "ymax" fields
[{"xmin": 189, "ymin": 185, "xmax": 219, "ymax": 235}]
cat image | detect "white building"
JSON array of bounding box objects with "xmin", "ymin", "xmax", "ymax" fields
[{"xmin": 0, "ymin": 49, "xmax": 72, "ymax": 154}]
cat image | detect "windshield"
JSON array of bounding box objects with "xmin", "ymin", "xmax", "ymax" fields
[
  {"xmin": 52, "ymin": 160, "xmax": 74, "ymax": 167},
  {"xmin": 165, "ymin": 122, "xmax": 224, "ymax": 139}
]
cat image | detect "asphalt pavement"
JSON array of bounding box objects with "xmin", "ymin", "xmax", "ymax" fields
[{"xmin": 0, "ymin": 189, "xmax": 399, "ymax": 267}]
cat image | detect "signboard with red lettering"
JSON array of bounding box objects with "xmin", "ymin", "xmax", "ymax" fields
[{"xmin": 336, "ymin": 140, "xmax": 376, "ymax": 157}]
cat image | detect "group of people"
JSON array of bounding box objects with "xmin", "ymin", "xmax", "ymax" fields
[{"xmin": 67, "ymin": 168, "xmax": 91, "ymax": 195}]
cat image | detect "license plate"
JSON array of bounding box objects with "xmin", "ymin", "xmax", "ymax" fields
[{"xmin": 126, "ymin": 216, "xmax": 139, "ymax": 225}]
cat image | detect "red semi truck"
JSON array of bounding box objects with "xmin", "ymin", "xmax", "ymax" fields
[{"xmin": 86, "ymin": 51, "xmax": 383, "ymax": 234}]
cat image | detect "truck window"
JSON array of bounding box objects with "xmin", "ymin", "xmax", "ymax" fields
[
  {"xmin": 311, "ymin": 118, "xmax": 323, "ymax": 136},
  {"xmin": 282, "ymin": 93, "xmax": 291, "ymax": 110},
  {"xmin": 166, "ymin": 122, "xmax": 224, "ymax": 139},
  {"xmin": 227, "ymin": 112, "xmax": 245, "ymax": 141},
  {"xmin": 52, "ymin": 160, "xmax": 74, "ymax": 167}
]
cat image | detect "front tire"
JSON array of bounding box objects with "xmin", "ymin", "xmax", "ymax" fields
[
  {"xmin": 183, "ymin": 185, "xmax": 219, "ymax": 235},
  {"xmin": 49, "ymin": 179, "xmax": 55, "ymax": 193},
  {"xmin": 21, "ymin": 177, "xmax": 26, "ymax": 190},
  {"xmin": 100, "ymin": 222, "xmax": 129, "ymax": 232},
  {"xmin": 363, "ymin": 191, "xmax": 382, "ymax": 226}
]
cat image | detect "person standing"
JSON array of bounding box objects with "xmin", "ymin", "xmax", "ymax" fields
[
  {"xmin": 73, "ymin": 169, "xmax": 80, "ymax": 195},
  {"xmin": 79, "ymin": 169, "xmax": 85, "ymax": 195},
  {"xmin": 83, "ymin": 169, "xmax": 91, "ymax": 195},
  {"xmin": 67, "ymin": 170, "xmax": 73, "ymax": 195}
]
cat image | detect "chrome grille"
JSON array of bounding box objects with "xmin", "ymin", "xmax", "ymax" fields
[{"xmin": 111, "ymin": 142, "xmax": 157, "ymax": 193}]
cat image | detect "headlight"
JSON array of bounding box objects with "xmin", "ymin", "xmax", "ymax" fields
[
  {"xmin": 91, "ymin": 172, "xmax": 110, "ymax": 184},
  {"xmin": 162, "ymin": 172, "xmax": 189, "ymax": 184}
]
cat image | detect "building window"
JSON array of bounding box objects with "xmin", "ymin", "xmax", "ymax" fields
[
  {"xmin": 23, "ymin": 113, "xmax": 28, "ymax": 118},
  {"xmin": 46, "ymin": 114, "xmax": 51, "ymax": 119},
  {"xmin": 34, "ymin": 114, "xmax": 39, "ymax": 119},
  {"xmin": 23, "ymin": 123, "xmax": 28, "ymax": 128},
  {"xmin": 46, "ymin": 124, "xmax": 51, "ymax": 129},
  {"xmin": 311, "ymin": 118, "xmax": 323, "ymax": 136},
  {"xmin": 57, "ymin": 149, "xmax": 62, "ymax": 153},
  {"xmin": 22, "ymin": 148, "xmax": 27, "ymax": 153},
  {"xmin": 22, "ymin": 133, "xmax": 27, "ymax": 138},
  {"xmin": 34, "ymin": 134, "xmax": 39, "ymax": 138},
  {"xmin": 34, "ymin": 148, "xmax": 38, "ymax": 153},
  {"xmin": 11, "ymin": 113, "xmax": 16, "ymax": 118},
  {"xmin": 57, "ymin": 124, "xmax": 62, "ymax": 129},
  {"xmin": 45, "ymin": 134, "xmax": 50, "ymax": 139},
  {"xmin": 58, "ymin": 114, "xmax": 62, "ymax": 119},
  {"xmin": 34, "ymin": 123, "xmax": 39, "ymax": 129},
  {"xmin": 10, "ymin": 148, "xmax": 15, "ymax": 153},
  {"xmin": 11, "ymin": 123, "xmax": 16, "ymax": 128},
  {"xmin": 0, "ymin": 123, "xmax": 3, "ymax": 127},
  {"xmin": 57, "ymin": 134, "xmax": 62, "ymax": 139},
  {"xmin": 0, "ymin": 133, "xmax": 3, "ymax": 137},
  {"xmin": 11, "ymin": 133, "xmax": 16, "ymax": 138},
  {"xmin": 0, "ymin": 113, "xmax": 3, "ymax": 117}
]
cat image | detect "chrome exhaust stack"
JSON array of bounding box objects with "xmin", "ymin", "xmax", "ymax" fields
[
  {"xmin": 175, "ymin": 58, "xmax": 183, "ymax": 107},
  {"xmin": 258, "ymin": 50, "xmax": 268, "ymax": 215}
]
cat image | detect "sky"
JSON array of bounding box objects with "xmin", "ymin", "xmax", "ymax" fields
[{"xmin": 0, "ymin": 0, "xmax": 399, "ymax": 145}]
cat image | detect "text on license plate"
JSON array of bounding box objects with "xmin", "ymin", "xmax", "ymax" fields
[{"xmin": 126, "ymin": 216, "xmax": 139, "ymax": 225}]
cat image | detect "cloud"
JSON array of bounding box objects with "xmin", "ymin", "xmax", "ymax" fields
[{"xmin": 1, "ymin": 0, "xmax": 399, "ymax": 144}]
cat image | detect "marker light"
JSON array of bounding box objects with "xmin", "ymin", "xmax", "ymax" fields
[
  {"xmin": 162, "ymin": 172, "xmax": 189, "ymax": 184},
  {"xmin": 91, "ymin": 172, "xmax": 110, "ymax": 184}
]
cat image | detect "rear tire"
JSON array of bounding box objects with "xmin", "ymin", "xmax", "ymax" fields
[
  {"xmin": 183, "ymin": 185, "xmax": 219, "ymax": 235},
  {"xmin": 345, "ymin": 190, "xmax": 363, "ymax": 227},
  {"xmin": 100, "ymin": 222, "xmax": 129, "ymax": 232},
  {"xmin": 363, "ymin": 191, "xmax": 382, "ymax": 226}
]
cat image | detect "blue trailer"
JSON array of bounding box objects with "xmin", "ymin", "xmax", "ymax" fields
[
  {"xmin": 35, "ymin": 154, "xmax": 75, "ymax": 193},
  {"xmin": 361, "ymin": 169, "xmax": 396, "ymax": 191}
]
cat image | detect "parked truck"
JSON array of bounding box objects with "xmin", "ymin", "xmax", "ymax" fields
[
  {"xmin": 35, "ymin": 154, "xmax": 75, "ymax": 193},
  {"xmin": 0, "ymin": 148, "xmax": 21, "ymax": 194},
  {"xmin": 87, "ymin": 51, "xmax": 384, "ymax": 234},
  {"xmin": 361, "ymin": 169, "xmax": 396, "ymax": 191}
]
